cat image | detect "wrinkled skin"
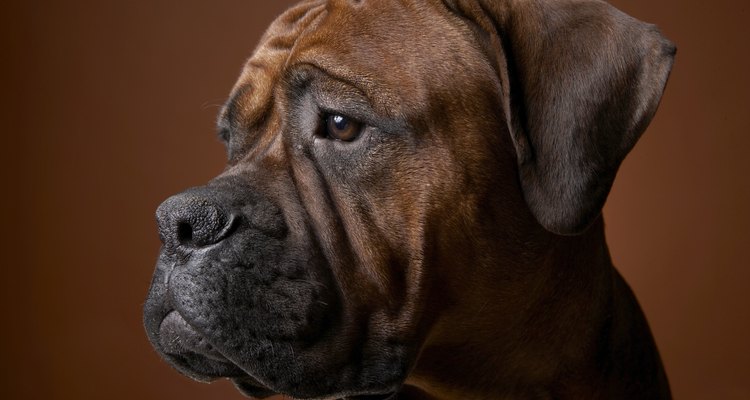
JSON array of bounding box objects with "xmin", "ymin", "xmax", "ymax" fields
[{"xmin": 144, "ymin": 1, "xmax": 675, "ymax": 399}]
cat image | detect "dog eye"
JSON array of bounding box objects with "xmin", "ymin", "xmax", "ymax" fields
[{"xmin": 322, "ymin": 114, "xmax": 362, "ymax": 142}]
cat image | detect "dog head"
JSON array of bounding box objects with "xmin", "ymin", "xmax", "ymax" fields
[{"xmin": 144, "ymin": 1, "xmax": 674, "ymax": 398}]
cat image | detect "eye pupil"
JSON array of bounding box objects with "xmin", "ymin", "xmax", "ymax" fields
[
  {"xmin": 324, "ymin": 114, "xmax": 361, "ymax": 142},
  {"xmin": 333, "ymin": 115, "xmax": 348, "ymax": 131}
]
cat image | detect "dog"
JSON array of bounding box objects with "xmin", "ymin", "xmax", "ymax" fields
[{"xmin": 144, "ymin": 0, "xmax": 675, "ymax": 398}]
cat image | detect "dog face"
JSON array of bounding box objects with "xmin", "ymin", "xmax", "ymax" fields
[
  {"xmin": 145, "ymin": 2, "xmax": 505, "ymax": 398},
  {"xmin": 144, "ymin": 1, "xmax": 674, "ymax": 399}
]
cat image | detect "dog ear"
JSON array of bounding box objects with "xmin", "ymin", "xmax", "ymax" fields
[{"xmin": 449, "ymin": 0, "xmax": 676, "ymax": 235}]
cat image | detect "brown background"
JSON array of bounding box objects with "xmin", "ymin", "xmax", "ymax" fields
[{"xmin": 2, "ymin": 0, "xmax": 748, "ymax": 399}]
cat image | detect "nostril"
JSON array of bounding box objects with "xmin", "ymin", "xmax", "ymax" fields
[
  {"xmin": 177, "ymin": 221, "xmax": 194, "ymax": 245},
  {"xmin": 156, "ymin": 192, "xmax": 235, "ymax": 250}
]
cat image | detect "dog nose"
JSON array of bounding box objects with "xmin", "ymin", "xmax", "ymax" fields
[{"xmin": 156, "ymin": 193, "xmax": 236, "ymax": 249}]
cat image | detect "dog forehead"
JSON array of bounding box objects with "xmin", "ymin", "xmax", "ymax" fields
[
  {"xmin": 218, "ymin": 1, "xmax": 326, "ymax": 128},
  {"xmin": 223, "ymin": 0, "xmax": 492, "ymax": 124}
]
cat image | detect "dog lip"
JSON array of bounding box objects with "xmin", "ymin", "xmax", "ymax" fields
[
  {"xmin": 158, "ymin": 310, "xmax": 250, "ymax": 380},
  {"xmin": 159, "ymin": 311, "xmax": 228, "ymax": 361}
]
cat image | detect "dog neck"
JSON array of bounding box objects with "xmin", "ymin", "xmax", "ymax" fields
[{"xmin": 405, "ymin": 218, "xmax": 671, "ymax": 399}]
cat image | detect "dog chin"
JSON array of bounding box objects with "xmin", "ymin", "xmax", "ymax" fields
[
  {"xmin": 231, "ymin": 376, "xmax": 399, "ymax": 400},
  {"xmin": 169, "ymin": 357, "xmax": 280, "ymax": 399},
  {"xmin": 231, "ymin": 377, "xmax": 278, "ymax": 399}
]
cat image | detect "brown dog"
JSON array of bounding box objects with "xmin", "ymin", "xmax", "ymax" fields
[{"xmin": 144, "ymin": 0, "xmax": 675, "ymax": 399}]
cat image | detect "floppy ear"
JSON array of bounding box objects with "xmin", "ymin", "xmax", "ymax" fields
[{"xmin": 449, "ymin": 0, "xmax": 676, "ymax": 235}]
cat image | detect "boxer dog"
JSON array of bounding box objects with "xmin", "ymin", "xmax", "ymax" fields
[{"xmin": 144, "ymin": 0, "xmax": 675, "ymax": 398}]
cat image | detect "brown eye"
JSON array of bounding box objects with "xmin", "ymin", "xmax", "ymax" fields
[{"xmin": 324, "ymin": 114, "xmax": 362, "ymax": 142}]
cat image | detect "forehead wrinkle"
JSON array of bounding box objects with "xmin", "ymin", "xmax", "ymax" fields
[
  {"xmin": 221, "ymin": 1, "xmax": 328, "ymax": 133},
  {"xmin": 282, "ymin": 4, "xmax": 330, "ymax": 72},
  {"xmin": 285, "ymin": 61, "xmax": 373, "ymax": 105},
  {"xmin": 288, "ymin": 50, "xmax": 408, "ymax": 121},
  {"xmin": 285, "ymin": 1, "xmax": 458, "ymax": 121}
]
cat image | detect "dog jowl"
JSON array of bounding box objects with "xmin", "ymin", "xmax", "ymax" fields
[{"xmin": 144, "ymin": 0, "xmax": 675, "ymax": 399}]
